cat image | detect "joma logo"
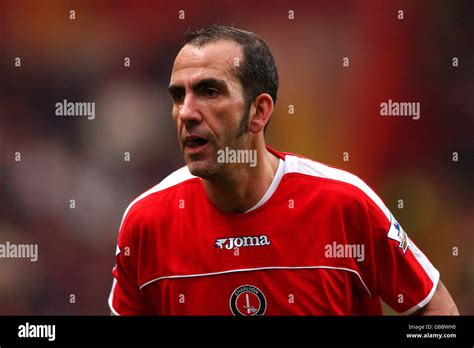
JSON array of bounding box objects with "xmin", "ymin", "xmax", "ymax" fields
[{"xmin": 215, "ymin": 235, "xmax": 271, "ymax": 250}]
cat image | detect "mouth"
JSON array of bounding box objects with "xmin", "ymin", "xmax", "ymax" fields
[{"xmin": 183, "ymin": 135, "xmax": 209, "ymax": 153}]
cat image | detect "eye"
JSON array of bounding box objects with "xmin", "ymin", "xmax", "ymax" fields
[
  {"xmin": 171, "ymin": 91, "xmax": 184, "ymax": 102},
  {"xmin": 204, "ymin": 88, "xmax": 219, "ymax": 98}
]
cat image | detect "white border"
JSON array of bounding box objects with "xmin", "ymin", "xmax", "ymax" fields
[
  {"xmin": 108, "ymin": 278, "xmax": 121, "ymax": 316},
  {"xmin": 139, "ymin": 265, "xmax": 372, "ymax": 297}
]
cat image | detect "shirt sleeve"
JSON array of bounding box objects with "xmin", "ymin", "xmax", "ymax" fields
[
  {"xmin": 108, "ymin": 215, "xmax": 152, "ymax": 315},
  {"xmin": 367, "ymin": 199, "xmax": 440, "ymax": 314}
]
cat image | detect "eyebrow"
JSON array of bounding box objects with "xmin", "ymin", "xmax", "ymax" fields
[{"xmin": 168, "ymin": 78, "xmax": 229, "ymax": 96}]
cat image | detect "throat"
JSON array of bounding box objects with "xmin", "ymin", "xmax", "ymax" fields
[
  {"xmin": 202, "ymin": 152, "xmax": 280, "ymax": 214},
  {"xmin": 204, "ymin": 174, "xmax": 261, "ymax": 213}
]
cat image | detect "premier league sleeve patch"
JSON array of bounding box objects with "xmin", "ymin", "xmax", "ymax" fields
[
  {"xmin": 229, "ymin": 285, "xmax": 267, "ymax": 316},
  {"xmin": 387, "ymin": 214, "xmax": 416, "ymax": 254}
]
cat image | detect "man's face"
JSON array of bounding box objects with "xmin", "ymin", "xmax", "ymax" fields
[{"xmin": 169, "ymin": 40, "xmax": 249, "ymax": 180}]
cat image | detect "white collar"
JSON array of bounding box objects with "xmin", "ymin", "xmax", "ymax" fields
[{"xmin": 245, "ymin": 158, "xmax": 284, "ymax": 213}]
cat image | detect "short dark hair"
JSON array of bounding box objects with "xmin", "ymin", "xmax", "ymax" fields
[{"xmin": 184, "ymin": 25, "xmax": 278, "ymax": 131}]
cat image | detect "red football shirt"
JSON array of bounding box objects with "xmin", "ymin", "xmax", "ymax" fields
[{"xmin": 109, "ymin": 147, "xmax": 439, "ymax": 315}]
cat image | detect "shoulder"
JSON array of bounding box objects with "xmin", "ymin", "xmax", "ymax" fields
[
  {"xmin": 282, "ymin": 152, "xmax": 391, "ymax": 221},
  {"xmin": 119, "ymin": 165, "xmax": 199, "ymax": 229}
]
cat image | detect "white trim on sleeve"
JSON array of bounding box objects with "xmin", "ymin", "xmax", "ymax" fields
[
  {"xmin": 108, "ymin": 278, "xmax": 121, "ymax": 316},
  {"xmin": 400, "ymin": 271, "xmax": 440, "ymax": 315}
]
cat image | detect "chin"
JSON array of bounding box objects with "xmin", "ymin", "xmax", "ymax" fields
[{"xmin": 186, "ymin": 159, "xmax": 222, "ymax": 181}]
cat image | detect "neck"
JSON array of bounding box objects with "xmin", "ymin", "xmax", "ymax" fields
[{"xmin": 202, "ymin": 145, "xmax": 279, "ymax": 213}]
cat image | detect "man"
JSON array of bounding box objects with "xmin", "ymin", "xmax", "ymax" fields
[{"xmin": 108, "ymin": 25, "xmax": 458, "ymax": 315}]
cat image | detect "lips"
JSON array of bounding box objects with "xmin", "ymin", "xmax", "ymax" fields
[
  {"xmin": 182, "ymin": 134, "xmax": 209, "ymax": 151},
  {"xmin": 185, "ymin": 137, "xmax": 208, "ymax": 148}
]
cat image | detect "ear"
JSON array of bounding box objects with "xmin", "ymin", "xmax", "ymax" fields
[{"xmin": 248, "ymin": 93, "xmax": 274, "ymax": 134}]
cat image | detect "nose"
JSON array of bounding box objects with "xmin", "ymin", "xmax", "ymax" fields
[{"xmin": 178, "ymin": 93, "xmax": 202, "ymax": 125}]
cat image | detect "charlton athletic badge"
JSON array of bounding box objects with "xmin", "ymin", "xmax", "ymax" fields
[{"xmin": 229, "ymin": 285, "xmax": 266, "ymax": 316}]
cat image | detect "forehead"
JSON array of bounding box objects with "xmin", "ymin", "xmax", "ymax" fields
[{"xmin": 170, "ymin": 40, "xmax": 243, "ymax": 86}]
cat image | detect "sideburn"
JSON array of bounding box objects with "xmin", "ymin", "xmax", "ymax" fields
[{"xmin": 236, "ymin": 103, "xmax": 251, "ymax": 137}]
